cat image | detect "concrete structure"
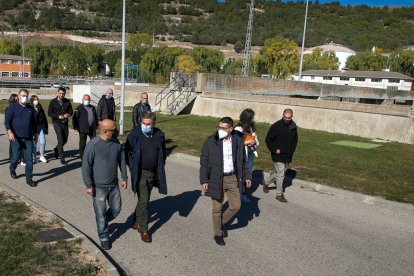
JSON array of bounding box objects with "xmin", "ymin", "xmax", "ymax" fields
[
  {"xmin": 293, "ymin": 70, "xmax": 414, "ymax": 91},
  {"xmin": 0, "ymin": 55, "xmax": 31, "ymax": 78},
  {"xmin": 303, "ymin": 42, "xmax": 355, "ymax": 70},
  {"xmin": 72, "ymin": 85, "xmax": 115, "ymax": 104}
]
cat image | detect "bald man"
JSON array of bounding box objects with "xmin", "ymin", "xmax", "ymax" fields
[
  {"xmin": 82, "ymin": 119, "xmax": 128, "ymax": 250},
  {"xmin": 97, "ymin": 88, "xmax": 116, "ymax": 123}
]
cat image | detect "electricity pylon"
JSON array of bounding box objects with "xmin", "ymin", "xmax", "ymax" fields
[{"xmin": 241, "ymin": 0, "xmax": 254, "ymax": 77}]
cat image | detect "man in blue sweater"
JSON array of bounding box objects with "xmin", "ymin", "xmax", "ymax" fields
[
  {"xmin": 82, "ymin": 119, "xmax": 128, "ymax": 250},
  {"xmin": 5, "ymin": 89, "xmax": 38, "ymax": 187}
]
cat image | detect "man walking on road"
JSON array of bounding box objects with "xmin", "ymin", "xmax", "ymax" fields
[
  {"xmin": 5, "ymin": 89, "xmax": 38, "ymax": 187},
  {"xmin": 125, "ymin": 111, "xmax": 167, "ymax": 243},
  {"xmin": 132, "ymin": 92, "xmax": 151, "ymax": 129},
  {"xmin": 97, "ymin": 88, "xmax": 116, "ymax": 123},
  {"xmin": 73, "ymin": 94, "xmax": 98, "ymax": 160},
  {"xmin": 48, "ymin": 87, "xmax": 73, "ymax": 165},
  {"xmin": 263, "ymin": 108, "xmax": 298, "ymax": 203},
  {"xmin": 82, "ymin": 119, "xmax": 128, "ymax": 250},
  {"xmin": 200, "ymin": 117, "xmax": 251, "ymax": 246}
]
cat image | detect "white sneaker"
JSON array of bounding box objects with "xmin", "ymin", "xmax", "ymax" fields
[
  {"xmin": 20, "ymin": 161, "xmax": 26, "ymax": 166},
  {"xmin": 39, "ymin": 155, "xmax": 47, "ymax": 163}
]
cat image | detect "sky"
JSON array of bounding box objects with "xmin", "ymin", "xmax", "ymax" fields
[{"xmin": 217, "ymin": 0, "xmax": 414, "ymax": 6}]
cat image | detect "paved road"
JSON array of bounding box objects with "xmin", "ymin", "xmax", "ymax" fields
[{"xmin": 1, "ymin": 117, "xmax": 413, "ymax": 275}]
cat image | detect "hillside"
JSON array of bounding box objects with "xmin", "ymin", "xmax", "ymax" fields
[{"xmin": 1, "ymin": 0, "xmax": 414, "ymax": 52}]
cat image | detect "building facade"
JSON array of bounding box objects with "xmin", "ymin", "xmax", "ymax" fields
[
  {"xmin": 304, "ymin": 42, "xmax": 356, "ymax": 70},
  {"xmin": 0, "ymin": 55, "xmax": 31, "ymax": 79}
]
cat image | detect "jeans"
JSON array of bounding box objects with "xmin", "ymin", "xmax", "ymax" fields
[
  {"xmin": 212, "ymin": 174, "xmax": 241, "ymax": 236},
  {"xmin": 10, "ymin": 138, "xmax": 34, "ymax": 181},
  {"xmin": 92, "ymin": 185, "xmax": 122, "ymax": 241},
  {"xmin": 53, "ymin": 123, "xmax": 69, "ymax": 158},
  {"xmin": 242, "ymin": 150, "xmax": 255, "ymax": 195},
  {"xmin": 134, "ymin": 170, "xmax": 156, "ymax": 232},
  {"xmin": 79, "ymin": 127, "xmax": 96, "ymax": 159},
  {"xmin": 33, "ymin": 126, "xmax": 46, "ymax": 156}
]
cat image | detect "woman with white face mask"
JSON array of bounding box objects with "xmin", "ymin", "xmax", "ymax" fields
[{"xmin": 30, "ymin": 95, "xmax": 48, "ymax": 163}]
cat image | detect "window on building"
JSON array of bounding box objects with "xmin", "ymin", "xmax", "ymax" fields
[
  {"xmin": 389, "ymin": 79, "xmax": 400, "ymax": 83},
  {"xmin": 12, "ymin": 60, "xmax": 19, "ymax": 64},
  {"xmin": 340, "ymin": 77, "xmax": 350, "ymax": 81},
  {"xmin": 1, "ymin": 59, "xmax": 8, "ymax": 64},
  {"xmin": 23, "ymin": 60, "xmax": 30, "ymax": 65},
  {"xmin": 371, "ymin": 78, "xmax": 382, "ymax": 82},
  {"xmin": 311, "ymin": 76, "xmax": 315, "ymax": 80},
  {"xmin": 387, "ymin": 86, "xmax": 398, "ymax": 90},
  {"xmin": 355, "ymin": 77, "xmax": 366, "ymax": 82},
  {"xmin": 22, "ymin": 72, "xmax": 30, "ymax": 78},
  {"xmin": 1, "ymin": 72, "xmax": 10, "ymax": 77},
  {"xmin": 323, "ymin": 76, "xmax": 332, "ymax": 80},
  {"xmin": 11, "ymin": 72, "xmax": 19, "ymax": 77}
]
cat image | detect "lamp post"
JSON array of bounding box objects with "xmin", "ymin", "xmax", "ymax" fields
[
  {"xmin": 19, "ymin": 29, "xmax": 27, "ymax": 79},
  {"xmin": 119, "ymin": 0, "xmax": 126, "ymax": 135},
  {"xmin": 298, "ymin": 0, "xmax": 309, "ymax": 81}
]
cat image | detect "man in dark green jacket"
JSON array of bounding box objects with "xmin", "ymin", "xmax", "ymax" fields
[{"xmin": 200, "ymin": 117, "xmax": 251, "ymax": 246}]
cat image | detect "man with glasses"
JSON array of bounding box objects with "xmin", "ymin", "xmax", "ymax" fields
[
  {"xmin": 48, "ymin": 87, "xmax": 73, "ymax": 165},
  {"xmin": 200, "ymin": 117, "xmax": 251, "ymax": 246},
  {"xmin": 264, "ymin": 108, "xmax": 298, "ymax": 203},
  {"xmin": 132, "ymin": 92, "xmax": 151, "ymax": 129},
  {"xmin": 97, "ymin": 88, "xmax": 116, "ymax": 123},
  {"xmin": 82, "ymin": 119, "xmax": 128, "ymax": 250}
]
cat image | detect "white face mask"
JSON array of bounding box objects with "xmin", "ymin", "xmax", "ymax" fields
[
  {"xmin": 83, "ymin": 100, "xmax": 90, "ymax": 106},
  {"xmin": 33, "ymin": 100, "xmax": 39, "ymax": 106},
  {"xmin": 218, "ymin": 129, "xmax": 229, "ymax": 139},
  {"xmin": 20, "ymin": 96, "xmax": 28, "ymax": 104}
]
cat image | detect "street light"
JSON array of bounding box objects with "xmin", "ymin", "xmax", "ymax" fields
[
  {"xmin": 298, "ymin": 0, "xmax": 309, "ymax": 81},
  {"xmin": 119, "ymin": 0, "xmax": 126, "ymax": 135},
  {"xmin": 19, "ymin": 29, "xmax": 27, "ymax": 79}
]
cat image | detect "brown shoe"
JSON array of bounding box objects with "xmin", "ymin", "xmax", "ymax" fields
[
  {"xmin": 276, "ymin": 194, "xmax": 287, "ymax": 203},
  {"xmin": 263, "ymin": 184, "xmax": 269, "ymax": 193},
  {"xmin": 132, "ymin": 223, "xmax": 143, "ymax": 233},
  {"xmin": 140, "ymin": 232, "xmax": 152, "ymax": 243}
]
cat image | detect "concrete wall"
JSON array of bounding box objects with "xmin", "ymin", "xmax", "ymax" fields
[{"xmin": 191, "ymin": 92, "xmax": 414, "ymax": 144}]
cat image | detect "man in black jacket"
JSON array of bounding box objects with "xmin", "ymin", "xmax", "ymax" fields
[
  {"xmin": 132, "ymin": 92, "xmax": 151, "ymax": 129},
  {"xmin": 48, "ymin": 87, "xmax": 73, "ymax": 165},
  {"xmin": 200, "ymin": 117, "xmax": 251, "ymax": 246},
  {"xmin": 264, "ymin": 108, "xmax": 298, "ymax": 203},
  {"xmin": 97, "ymin": 88, "xmax": 116, "ymax": 123},
  {"xmin": 73, "ymin": 94, "xmax": 98, "ymax": 160}
]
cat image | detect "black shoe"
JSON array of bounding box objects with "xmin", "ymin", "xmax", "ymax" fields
[
  {"xmin": 26, "ymin": 179, "xmax": 38, "ymax": 187},
  {"xmin": 276, "ymin": 194, "xmax": 288, "ymax": 203},
  {"xmin": 100, "ymin": 240, "xmax": 111, "ymax": 250},
  {"xmin": 10, "ymin": 170, "xmax": 18, "ymax": 179},
  {"xmin": 214, "ymin": 235, "xmax": 225, "ymax": 246},
  {"xmin": 222, "ymin": 225, "xmax": 228, "ymax": 238},
  {"xmin": 53, "ymin": 148, "xmax": 59, "ymax": 159},
  {"xmin": 60, "ymin": 158, "xmax": 68, "ymax": 165}
]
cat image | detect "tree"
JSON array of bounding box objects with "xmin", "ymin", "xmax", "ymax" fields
[
  {"xmin": 58, "ymin": 47, "xmax": 87, "ymax": 76},
  {"xmin": 234, "ymin": 40, "xmax": 244, "ymax": 53},
  {"xmin": 303, "ymin": 48, "xmax": 339, "ymax": 70},
  {"xmin": 223, "ymin": 59, "xmax": 243, "ymax": 76},
  {"xmin": 126, "ymin": 33, "xmax": 152, "ymax": 51},
  {"xmin": 389, "ymin": 49, "xmax": 414, "ymax": 77},
  {"xmin": 80, "ymin": 44, "xmax": 104, "ymax": 76},
  {"xmin": 176, "ymin": 55, "xmax": 199, "ymax": 73},
  {"xmin": 114, "ymin": 57, "xmax": 133, "ymax": 78},
  {"xmin": 190, "ymin": 46, "xmax": 224, "ymax": 73},
  {"xmin": 257, "ymin": 36, "xmax": 299, "ymax": 79},
  {"xmin": 25, "ymin": 43, "xmax": 51, "ymax": 75},
  {"xmin": 0, "ymin": 39, "xmax": 21, "ymax": 55},
  {"xmin": 345, "ymin": 50, "xmax": 386, "ymax": 71}
]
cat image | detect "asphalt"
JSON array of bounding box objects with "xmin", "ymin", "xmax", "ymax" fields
[{"xmin": 1, "ymin": 115, "xmax": 413, "ymax": 276}]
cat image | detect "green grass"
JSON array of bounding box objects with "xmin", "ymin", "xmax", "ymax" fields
[
  {"xmin": 2, "ymin": 99, "xmax": 413, "ymax": 204},
  {"xmin": 0, "ymin": 192, "xmax": 101, "ymax": 275}
]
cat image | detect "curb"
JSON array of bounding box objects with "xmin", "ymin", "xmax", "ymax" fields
[
  {"xmin": 169, "ymin": 152, "xmax": 414, "ymax": 213},
  {"xmin": 0, "ymin": 183, "xmax": 120, "ymax": 276}
]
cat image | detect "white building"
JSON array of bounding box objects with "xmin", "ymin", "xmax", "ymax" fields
[
  {"xmin": 294, "ymin": 70, "xmax": 413, "ymax": 91},
  {"xmin": 304, "ymin": 42, "xmax": 356, "ymax": 70}
]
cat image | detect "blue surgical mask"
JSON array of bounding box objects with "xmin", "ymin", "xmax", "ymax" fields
[
  {"xmin": 141, "ymin": 124, "xmax": 152, "ymax": 135},
  {"xmin": 107, "ymin": 93, "xmax": 113, "ymax": 99}
]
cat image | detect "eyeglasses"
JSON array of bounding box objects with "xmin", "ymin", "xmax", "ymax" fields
[
  {"xmin": 217, "ymin": 126, "xmax": 231, "ymax": 131},
  {"xmin": 106, "ymin": 128, "xmax": 118, "ymax": 132}
]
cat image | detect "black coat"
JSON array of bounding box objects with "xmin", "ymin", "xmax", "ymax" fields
[
  {"xmin": 97, "ymin": 96, "xmax": 116, "ymax": 122},
  {"xmin": 265, "ymin": 119, "xmax": 298, "ymax": 163},
  {"xmin": 200, "ymin": 132, "xmax": 251, "ymax": 200},
  {"xmin": 124, "ymin": 127, "xmax": 167, "ymax": 195},
  {"xmin": 48, "ymin": 97, "xmax": 73, "ymax": 124},
  {"xmin": 132, "ymin": 102, "xmax": 151, "ymax": 128},
  {"xmin": 72, "ymin": 104, "xmax": 98, "ymax": 133},
  {"xmin": 34, "ymin": 104, "xmax": 48, "ymax": 134}
]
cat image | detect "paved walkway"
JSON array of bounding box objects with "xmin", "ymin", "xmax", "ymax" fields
[{"xmin": 1, "ymin": 116, "xmax": 413, "ymax": 275}]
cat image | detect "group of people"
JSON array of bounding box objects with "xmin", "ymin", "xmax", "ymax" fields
[{"xmin": 4, "ymin": 87, "xmax": 298, "ymax": 249}]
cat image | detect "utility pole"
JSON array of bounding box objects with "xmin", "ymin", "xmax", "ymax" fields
[
  {"xmin": 19, "ymin": 29, "xmax": 27, "ymax": 79},
  {"xmin": 119, "ymin": 0, "xmax": 126, "ymax": 135},
  {"xmin": 298, "ymin": 0, "xmax": 309, "ymax": 81},
  {"xmin": 241, "ymin": 0, "xmax": 254, "ymax": 77}
]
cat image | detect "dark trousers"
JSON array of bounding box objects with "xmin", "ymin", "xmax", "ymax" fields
[
  {"xmin": 53, "ymin": 123, "xmax": 69, "ymax": 158},
  {"xmin": 79, "ymin": 127, "xmax": 96, "ymax": 159},
  {"xmin": 10, "ymin": 138, "xmax": 34, "ymax": 181},
  {"xmin": 134, "ymin": 170, "xmax": 156, "ymax": 232}
]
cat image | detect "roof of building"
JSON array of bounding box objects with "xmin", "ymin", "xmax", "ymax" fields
[
  {"xmin": 301, "ymin": 70, "xmax": 414, "ymax": 80},
  {"xmin": 0, "ymin": 55, "xmax": 31, "ymax": 61},
  {"xmin": 304, "ymin": 42, "xmax": 356, "ymax": 54}
]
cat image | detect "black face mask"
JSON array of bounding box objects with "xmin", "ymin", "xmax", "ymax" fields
[{"xmin": 283, "ymin": 119, "xmax": 292, "ymax": 126}]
